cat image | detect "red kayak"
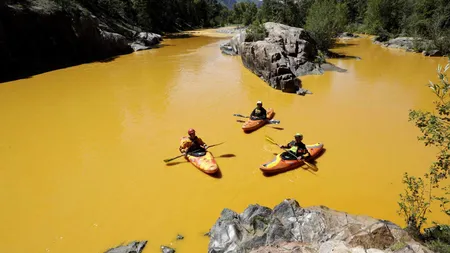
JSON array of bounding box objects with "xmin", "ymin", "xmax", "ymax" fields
[
  {"xmin": 260, "ymin": 143, "xmax": 324, "ymax": 174},
  {"xmin": 242, "ymin": 108, "xmax": 275, "ymax": 133}
]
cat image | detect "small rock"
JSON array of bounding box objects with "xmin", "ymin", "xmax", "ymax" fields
[
  {"xmin": 129, "ymin": 42, "xmax": 149, "ymax": 52},
  {"xmin": 176, "ymin": 234, "xmax": 184, "ymax": 240},
  {"xmin": 161, "ymin": 245, "xmax": 175, "ymax": 253},
  {"xmin": 296, "ymin": 88, "xmax": 312, "ymax": 96},
  {"xmin": 204, "ymin": 232, "xmax": 211, "ymax": 237},
  {"xmin": 428, "ymin": 49, "xmax": 442, "ymax": 56}
]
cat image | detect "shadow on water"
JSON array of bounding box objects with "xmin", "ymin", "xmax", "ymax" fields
[
  {"xmin": 151, "ymin": 44, "xmax": 174, "ymax": 49},
  {"xmin": 209, "ymin": 169, "xmax": 223, "ymax": 179},
  {"xmin": 321, "ymin": 63, "xmax": 348, "ymax": 73},
  {"xmin": 328, "ymin": 51, "xmax": 362, "ymax": 61},
  {"xmin": 218, "ymin": 154, "xmax": 236, "ymax": 158},
  {"xmin": 0, "ymin": 44, "xmax": 170, "ymax": 84},
  {"xmin": 165, "ymin": 161, "xmax": 188, "ymax": 166},
  {"xmin": 97, "ymin": 56, "xmax": 119, "ymax": 63},
  {"xmin": 163, "ymin": 33, "xmax": 193, "ymax": 39},
  {"xmin": 332, "ymin": 42, "xmax": 358, "ymax": 48}
]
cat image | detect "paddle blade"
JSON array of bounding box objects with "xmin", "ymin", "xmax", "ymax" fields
[
  {"xmin": 265, "ymin": 135, "xmax": 278, "ymax": 146},
  {"xmin": 164, "ymin": 155, "xmax": 183, "ymax": 163},
  {"xmin": 233, "ymin": 114, "xmax": 248, "ymax": 118},
  {"xmin": 268, "ymin": 120, "xmax": 280, "ymax": 124},
  {"xmin": 270, "ymin": 126, "xmax": 284, "ymax": 130},
  {"xmin": 303, "ymin": 160, "xmax": 318, "ymax": 172}
]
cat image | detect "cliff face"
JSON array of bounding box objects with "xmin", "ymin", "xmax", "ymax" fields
[{"xmin": 0, "ymin": 0, "xmax": 161, "ymax": 83}]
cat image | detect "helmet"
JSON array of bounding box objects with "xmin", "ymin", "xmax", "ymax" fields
[
  {"xmin": 294, "ymin": 133, "xmax": 303, "ymax": 138},
  {"xmin": 256, "ymin": 101, "xmax": 262, "ymax": 105},
  {"xmin": 188, "ymin": 128, "xmax": 195, "ymax": 135}
]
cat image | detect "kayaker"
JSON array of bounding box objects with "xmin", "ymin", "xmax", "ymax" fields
[
  {"xmin": 279, "ymin": 133, "xmax": 311, "ymax": 160},
  {"xmin": 250, "ymin": 101, "xmax": 267, "ymax": 120},
  {"xmin": 179, "ymin": 128, "xmax": 208, "ymax": 156}
]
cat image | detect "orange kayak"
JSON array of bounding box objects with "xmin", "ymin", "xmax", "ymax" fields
[
  {"xmin": 185, "ymin": 151, "xmax": 219, "ymax": 174},
  {"xmin": 242, "ymin": 108, "xmax": 275, "ymax": 133},
  {"xmin": 260, "ymin": 143, "xmax": 324, "ymax": 174}
]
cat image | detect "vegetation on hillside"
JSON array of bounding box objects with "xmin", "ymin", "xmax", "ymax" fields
[
  {"xmin": 224, "ymin": 0, "xmax": 450, "ymax": 53},
  {"xmin": 42, "ymin": 0, "xmax": 230, "ymax": 33},
  {"xmin": 28, "ymin": 0, "xmax": 448, "ymax": 53}
]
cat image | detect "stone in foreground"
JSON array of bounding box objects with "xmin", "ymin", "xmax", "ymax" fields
[
  {"xmin": 208, "ymin": 199, "xmax": 432, "ymax": 253},
  {"xmin": 105, "ymin": 241, "xmax": 147, "ymax": 253}
]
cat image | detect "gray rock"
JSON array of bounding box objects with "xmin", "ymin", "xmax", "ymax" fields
[
  {"xmin": 216, "ymin": 27, "xmax": 247, "ymax": 35},
  {"xmin": 373, "ymin": 36, "xmax": 437, "ymax": 54},
  {"xmin": 240, "ymin": 41, "xmax": 299, "ymax": 93},
  {"xmin": 105, "ymin": 241, "xmax": 147, "ymax": 253},
  {"xmin": 135, "ymin": 32, "xmax": 162, "ymax": 46},
  {"xmin": 220, "ymin": 22, "xmax": 318, "ymax": 95},
  {"xmin": 130, "ymin": 42, "xmax": 150, "ymax": 52},
  {"xmin": 176, "ymin": 234, "xmax": 184, "ymax": 240},
  {"xmin": 422, "ymin": 49, "xmax": 442, "ymax": 57},
  {"xmin": 161, "ymin": 245, "xmax": 175, "ymax": 253},
  {"xmin": 384, "ymin": 37, "xmax": 415, "ymax": 49},
  {"xmin": 208, "ymin": 199, "xmax": 432, "ymax": 253}
]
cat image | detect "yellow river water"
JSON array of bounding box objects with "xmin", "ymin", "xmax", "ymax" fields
[{"xmin": 0, "ymin": 33, "xmax": 449, "ymax": 253}]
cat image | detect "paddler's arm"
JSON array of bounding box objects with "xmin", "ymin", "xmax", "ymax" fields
[
  {"xmin": 250, "ymin": 109, "xmax": 258, "ymax": 120},
  {"xmin": 279, "ymin": 142, "xmax": 291, "ymax": 149},
  {"xmin": 198, "ymin": 138, "xmax": 208, "ymax": 149}
]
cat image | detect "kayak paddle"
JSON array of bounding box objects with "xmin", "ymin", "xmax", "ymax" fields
[
  {"xmin": 264, "ymin": 136, "xmax": 317, "ymax": 170},
  {"xmin": 233, "ymin": 114, "xmax": 280, "ymax": 124},
  {"xmin": 163, "ymin": 142, "xmax": 224, "ymax": 163}
]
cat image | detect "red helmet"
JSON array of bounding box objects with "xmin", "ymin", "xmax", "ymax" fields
[{"xmin": 188, "ymin": 128, "xmax": 195, "ymax": 135}]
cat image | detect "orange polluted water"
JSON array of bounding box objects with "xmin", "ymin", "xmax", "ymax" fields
[{"xmin": 0, "ymin": 34, "xmax": 449, "ymax": 253}]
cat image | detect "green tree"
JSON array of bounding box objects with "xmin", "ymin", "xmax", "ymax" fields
[
  {"xmin": 399, "ymin": 62, "xmax": 450, "ymax": 235},
  {"xmin": 305, "ymin": 0, "xmax": 348, "ymax": 50},
  {"xmin": 364, "ymin": 0, "xmax": 408, "ymax": 35}
]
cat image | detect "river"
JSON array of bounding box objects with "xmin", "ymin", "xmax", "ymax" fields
[{"xmin": 0, "ymin": 32, "xmax": 448, "ymax": 253}]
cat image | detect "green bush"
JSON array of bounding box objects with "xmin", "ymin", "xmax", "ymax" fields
[
  {"xmin": 305, "ymin": 0, "xmax": 348, "ymax": 50},
  {"xmin": 426, "ymin": 240, "xmax": 450, "ymax": 253},
  {"xmin": 245, "ymin": 21, "xmax": 268, "ymax": 42}
]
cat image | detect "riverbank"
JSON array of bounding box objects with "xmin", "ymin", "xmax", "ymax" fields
[
  {"xmin": 105, "ymin": 199, "xmax": 439, "ymax": 253},
  {"xmin": 0, "ymin": 0, "xmax": 163, "ymax": 83}
]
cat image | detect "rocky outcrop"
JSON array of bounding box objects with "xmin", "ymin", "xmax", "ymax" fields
[
  {"xmin": 220, "ymin": 22, "xmax": 321, "ymax": 95},
  {"xmin": 208, "ymin": 199, "xmax": 432, "ymax": 253},
  {"xmin": 0, "ymin": 0, "xmax": 162, "ymax": 83},
  {"xmin": 372, "ymin": 36, "xmax": 443, "ymax": 56},
  {"xmin": 106, "ymin": 241, "xmax": 147, "ymax": 253}
]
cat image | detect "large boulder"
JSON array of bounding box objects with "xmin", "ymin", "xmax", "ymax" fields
[
  {"xmin": 220, "ymin": 22, "xmax": 321, "ymax": 95},
  {"xmin": 240, "ymin": 41, "xmax": 299, "ymax": 93},
  {"xmin": 208, "ymin": 199, "xmax": 432, "ymax": 253}
]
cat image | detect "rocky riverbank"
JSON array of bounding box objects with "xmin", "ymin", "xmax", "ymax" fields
[
  {"xmin": 0, "ymin": 0, "xmax": 161, "ymax": 83},
  {"xmin": 372, "ymin": 36, "xmax": 444, "ymax": 57},
  {"xmin": 208, "ymin": 199, "xmax": 432, "ymax": 253},
  {"xmin": 105, "ymin": 199, "xmax": 437, "ymax": 253}
]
